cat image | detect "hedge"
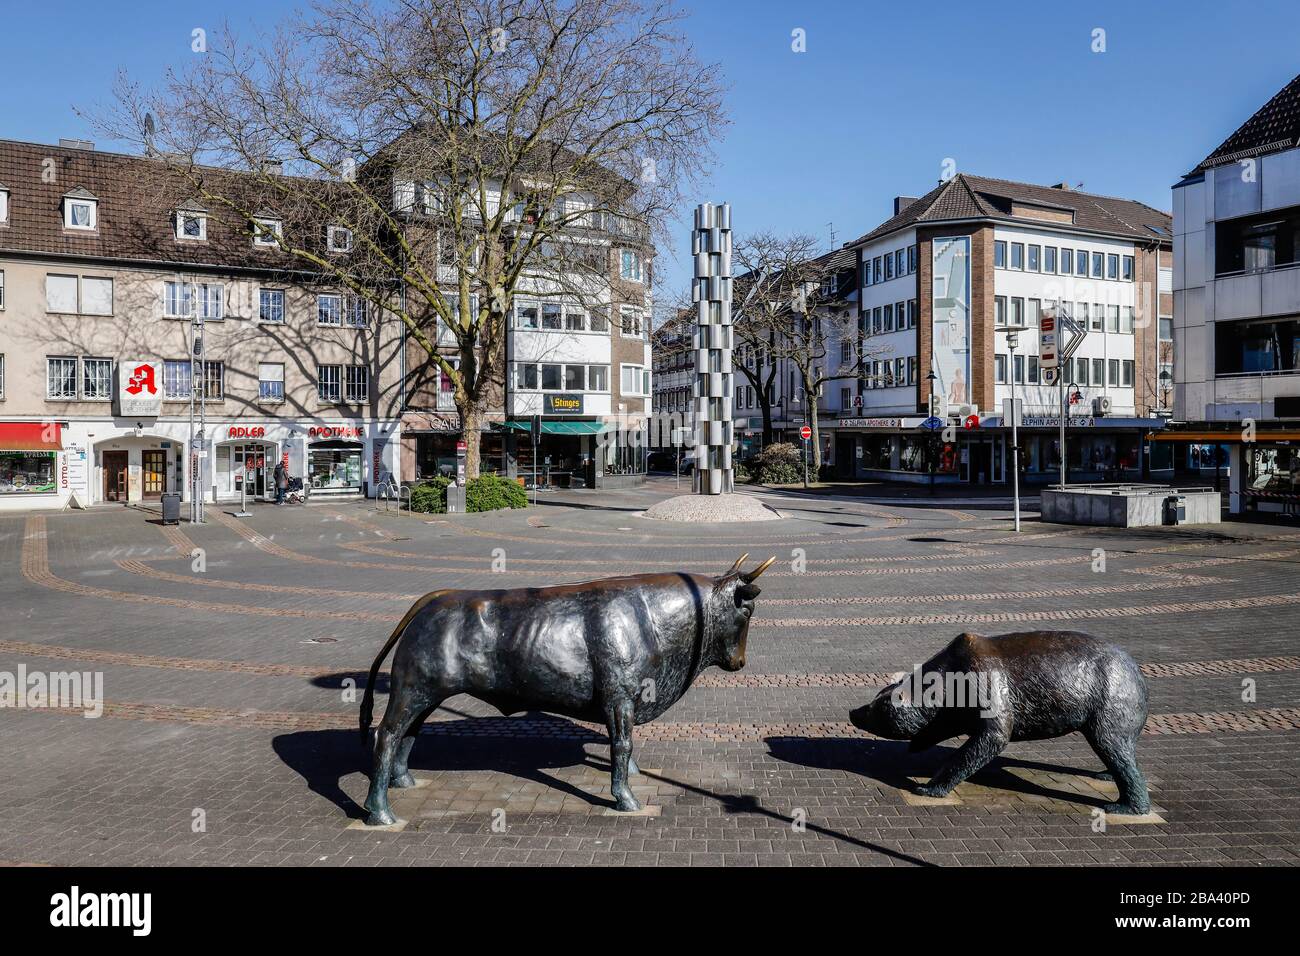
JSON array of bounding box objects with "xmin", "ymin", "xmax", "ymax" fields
[{"xmin": 465, "ymin": 474, "xmax": 529, "ymax": 512}]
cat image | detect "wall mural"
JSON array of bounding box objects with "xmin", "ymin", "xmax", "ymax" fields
[{"xmin": 931, "ymin": 236, "xmax": 971, "ymax": 408}]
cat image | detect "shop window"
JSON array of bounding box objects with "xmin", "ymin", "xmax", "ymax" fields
[{"xmin": 0, "ymin": 451, "xmax": 56, "ymax": 495}]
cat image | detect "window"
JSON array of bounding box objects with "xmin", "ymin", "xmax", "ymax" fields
[
  {"xmin": 197, "ymin": 284, "xmax": 223, "ymax": 320},
  {"xmin": 884, "ymin": 303, "xmax": 894, "ymax": 332},
  {"xmin": 1122, "ymin": 255, "xmax": 1134, "ymax": 281},
  {"xmin": 176, "ymin": 212, "xmax": 206, "ymax": 241},
  {"xmin": 163, "ymin": 360, "xmax": 191, "ymax": 400},
  {"xmin": 0, "ymin": 269, "xmax": 4, "ymax": 310},
  {"xmin": 589, "ymin": 365, "xmax": 609, "ymax": 391},
  {"xmin": 1060, "ymin": 248, "xmax": 1073, "ymax": 274},
  {"xmin": 45, "ymin": 274, "xmax": 78, "ymax": 313},
  {"xmin": 994, "ymin": 354, "xmax": 1007, "ymax": 384},
  {"xmin": 1077, "ymin": 250, "xmax": 1089, "ymax": 275},
  {"xmin": 318, "ymin": 294, "xmax": 342, "ymax": 326},
  {"xmin": 995, "ymin": 296, "xmax": 1007, "ymax": 326},
  {"xmin": 346, "ymin": 365, "xmax": 369, "ymax": 403},
  {"xmin": 164, "ymin": 281, "xmax": 192, "ymax": 318},
  {"xmin": 79, "ymin": 277, "xmax": 112, "ymax": 316},
  {"xmin": 872, "ymin": 307, "xmax": 882, "ymax": 335},
  {"xmin": 840, "ymin": 341, "xmax": 851, "ymax": 363},
  {"xmin": 1010, "ymin": 297, "xmax": 1024, "ymax": 327},
  {"xmin": 345, "ymin": 296, "xmax": 367, "ymax": 328},
  {"xmin": 564, "ymin": 365, "xmax": 585, "ymax": 390},
  {"xmin": 565, "ymin": 306, "xmax": 586, "ymax": 331},
  {"xmin": 994, "ymin": 241, "xmax": 1006, "ymax": 268},
  {"xmin": 1010, "ymin": 243, "xmax": 1024, "ymax": 270},
  {"xmin": 0, "ymin": 188, "xmax": 7, "ymax": 224},
  {"xmin": 1028, "ymin": 355, "xmax": 1040, "ymax": 384},
  {"xmin": 64, "ymin": 196, "xmax": 97, "ymax": 230},
  {"xmin": 873, "ymin": 256, "xmax": 882, "ymax": 281},
  {"xmin": 47, "ymin": 357, "xmax": 78, "ymax": 399},
  {"xmin": 1214, "ymin": 209, "xmax": 1300, "ymax": 275},
  {"xmin": 908, "ymin": 245, "xmax": 917, "ymax": 272},
  {"xmin": 1091, "ymin": 252, "xmax": 1104, "ymax": 278},
  {"xmin": 1092, "ymin": 358, "xmax": 1104, "ymax": 385},
  {"xmin": 317, "ymin": 364, "xmax": 341, "ymax": 402},
  {"xmin": 589, "ymin": 307, "xmax": 608, "ymax": 333},
  {"xmin": 895, "ymin": 358, "xmax": 905, "ymax": 386},
  {"xmin": 201, "ymin": 361, "xmax": 224, "ymax": 400},
  {"xmin": 327, "ymin": 225, "xmax": 353, "ymax": 253},
  {"xmin": 515, "ymin": 302, "xmax": 539, "ymax": 330},
  {"xmin": 542, "ymin": 303, "xmax": 563, "ymax": 330},
  {"xmin": 908, "ymin": 356, "xmax": 918, "ymax": 384},
  {"xmin": 541, "ymin": 364, "xmax": 562, "ymax": 390},
  {"xmin": 253, "ymin": 218, "xmax": 283, "ymax": 247},
  {"xmin": 1120, "ymin": 306, "xmax": 1135, "ymax": 334},
  {"xmin": 621, "ymin": 364, "xmax": 647, "ymax": 395},
  {"xmin": 1107, "ymin": 305, "xmax": 1120, "ymax": 333},
  {"xmin": 1044, "ymin": 247, "xmax": 1057, "ymax": 274},
  {"xmin": 515, "ymin": 362, "xmax": 539, "ymax": 390},
  {"xmin": 1027, "ymin": 244, "xmax": 1041, "ymax": 272},
  {"xmin": 861, "ymin": 261, "xmax": 872, "ymax": 287},
  {"xmin": 620, "ymin": 250, "xmax": 643, "ymax": 282},
  {"xmin": 1214, "ymin": 317, "xmax": 1300, "ymax": 375},
  {"xmin": 1159, "ymin": 317, "xmax": 1173, "ymax": 341},
  {"xmin": 258, "ymin": 362, "xmax": 285, "ymax": 402},
  {"xmin": 620, "ymin": 307, "xmax": 644, "ymax": 337},
  {"xmin": 82, "ymin": 358, "xmax": 112, "ymax": 400},
  {"xmin": 1106, "ymin": 254, "xmax": 1119, "ymax": 280},
  {"xmin": 1026, "ymin": 298, "xmax": 1041, "ymax": 328},
  {"xmin": 1108, "ymin": 359, "xmax": 1120, "ymax": 386},
  {"xmin": 1091, "ymin": 304, "xmax": 1105, "ymax": 332},
  {"xmin": 885, "ymin": 253, "xmax": 895, "ymax": 280},
  {"xmin": 908, "ymin": 299, "xmax": 917, "ymax": 328},
  {"xmin": 259, "ymin": 289, "xmax": 285, "ymax": 323},
  {"xmin": 896, "ymin": 249, "xmax": 906, "ymax": 275},
  {"xmin": 1013, "ymin": 353, "xmax": 1025, "ymax": 384},
  {"xmin": 1076, "ymin": 358, "xmax": 1089, "ymax": 386},
  {"xmin": 1122, "ymin": 360, "xmax": 1134, "ymax": 387},
  {"xmin": 840, "ymin": 387, "xmax": 851, "ymax": 410}
]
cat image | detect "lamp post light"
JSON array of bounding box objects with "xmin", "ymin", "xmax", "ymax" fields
[
  {"xmin": 926, "ymin": 370, "xmax": 938, "ymax": 496},
  {"xmin": 1006, "ymin": 328, "xmax": 1022, "ymax": 532}
]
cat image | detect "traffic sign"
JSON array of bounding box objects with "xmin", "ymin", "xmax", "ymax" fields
[
  {"xmin": 1040, "ymin": 313, "xmax": 1058, "ymax": 369},
  {"xmin": 799, "ymin": 425, "xmax": 812, "ymax": 441},
  {"xmin": 964, "ymin": 414, "xmax": 981, "ymax": 430},
  {"xmin": 921, "ymin": 416, "xmax": 944, "ymax": 431}
]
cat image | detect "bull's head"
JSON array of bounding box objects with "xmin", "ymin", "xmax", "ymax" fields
[{"xmin": 713, "ymin": 553, "xmax": 775, "ymax": 671}]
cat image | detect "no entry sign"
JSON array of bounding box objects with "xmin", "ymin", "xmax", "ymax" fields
[{"xmin": 799, "ymin": 425, "xmax": 812, "ymax": 441}]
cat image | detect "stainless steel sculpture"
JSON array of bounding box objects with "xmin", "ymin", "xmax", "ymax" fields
[
  {"xmin": 691, "ymin": 201, "xmax": 734, "ymax": 495},
  {"xmin": 359, "ymin": 554, "xmax": 775, "ymax": 825}
]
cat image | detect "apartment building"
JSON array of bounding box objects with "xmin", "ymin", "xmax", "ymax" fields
[
  {"xmin": 0, "ymin": 138, "xmax": 403, "ymax": 511},
  {"xmin": 837, "ymin": 176, "xmax": 1172, "ymax": 484},
  {"xmin": 1169, "ymin": 72, "xmax": 1300, "ymax": 515}
]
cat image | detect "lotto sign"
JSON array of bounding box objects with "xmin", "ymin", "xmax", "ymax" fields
[
  {"xmin": 118, "ymin": 361, "xmax": 163, "ymax": 417},
  {"xmin": 1039, "ymin": 315, "xmax": 1058, "ymax": 369},
  {"xmin": 799, "ymin": 425, "xmax": 812, "ymax": 441}
]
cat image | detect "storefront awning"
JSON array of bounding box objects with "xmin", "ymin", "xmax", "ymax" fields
[
  {"xmin": 0, "ymin": 422, "xmax": 62, "ymax": 452},
  {"xmin": 1151, "ymin": 430, "xmax": 1300, "ymax": 443},
  {"xmin": 496, "ymin": 420, "xmax": 609, "ymax": 436}
]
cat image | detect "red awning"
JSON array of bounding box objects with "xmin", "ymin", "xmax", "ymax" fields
[{"xmin": 0, "ymin": 422, "xmax": 63, "ymax": 452}]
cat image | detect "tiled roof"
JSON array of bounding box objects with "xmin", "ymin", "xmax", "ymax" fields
[
  {"xmin": 847, "ymin": 173, "xmax": 1171, "ymax": 247},
  {"xmin": 1195, "ymin": 72, "xmax": 1300, "ymax": 172},
  {"xmin": 0, "ymin": 138, "xmax": 335, "ymax": 274}
]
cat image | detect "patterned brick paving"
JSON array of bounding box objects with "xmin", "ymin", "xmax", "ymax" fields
[{"xmin": 2, "ymin": 481, "xmax": 1298, "ymax": 867}]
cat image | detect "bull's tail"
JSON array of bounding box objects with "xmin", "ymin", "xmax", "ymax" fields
[{"xmin": 359, "ymin": 591, "xmax": 447, "ymax": 745}]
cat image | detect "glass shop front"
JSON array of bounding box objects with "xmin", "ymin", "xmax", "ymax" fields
[{"xmin": 308, "ymin": 439, "xmax": 364, "ymax": 494}]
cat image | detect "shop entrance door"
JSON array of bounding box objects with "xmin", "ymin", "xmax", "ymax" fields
[
  {"xmin": 103, "ymin": 451, "xmax": 128, "ymax": 502},
  {"xmin": 141, "ymin": 450, "xmax": 166, "ymax": 498},
  {"xmin": 969, "ymin": 440, "xmax": 992, "ymax": 485},
  {"xmin": 234, "ymin": 444, "xmax": 269, "ymax": 499}
]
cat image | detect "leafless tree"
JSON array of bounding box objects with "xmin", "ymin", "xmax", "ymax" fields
[
  {"xmin": 732, "ymin": 232, "xmax": 866, "ymax": 473},
  {"xmin": 86, "ymin": 0, "xmax": 726, "ymax": 476}
]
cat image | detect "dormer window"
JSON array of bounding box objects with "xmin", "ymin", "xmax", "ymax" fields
[
  {"xmin": 175, "ymin": 204, "xmax": 208, "ymax": 241},
  {"xmin": 0, "ymin": 187, "xmax": 9, "ymax": 224},
  {"xmin": 63, "ymin": 188, "xmax": 98, "ymax": 231},
  {"xmin": 327, "ymin": 225, "xmax": 353, "ymax": 253},
  {"xmin": 252, "ymin": 216, "xmax": 283, "ymax": 247}
]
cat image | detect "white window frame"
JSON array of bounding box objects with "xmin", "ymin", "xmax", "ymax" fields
[
  {"xmin": 81, "ymin": 276, "xmax": 114, "ymax": 316},
  {"xmin": 82, "ymin": 357, "xmax": 113, "ymax": 401},
  {"xmin": 345, "ymin": 364, "xmax": 369, "ymax": 403},
  {"xmin": 0, "ymin": 189, "xmax": 8, "ymax": 224},
  {"xmin": 46, "ymin": 356, "xmax": 78, "ymax": 399},
  {"xmin": 620, "ymin": 249, "xmax": 644, "ymax": 283},
  {"xmin": 258, "ymin": 362, "xmax": 285, "ymax": 403},
  {"xmin": 197, "ymin": 283, "xmax": 224, "ymax": 320},
  {"xmin": 64, "ymin": 198, "xmax": 97, "ymax": 231},
  {"xmin": 163, "ymin": 360, "xmax": 192, "ymax": 400},
  {"xmin": 0, "ymin": 269, "xmax": 5, "ymax": 310},
  {"xmin": 317, "ymin": 364, "xmax": 342, "ymax": 402},
  {"xmin": 317, "ymin": 294, "xmax": 343, "ymax": 327},
  {"xmin": 327, "ymin": 225, "xmax": 353, "ymax": 253},
  {"xmin": 259, "ymin": 288, "xmax": 285, "ymax": 323},
  {"xmin": 620, "ymin": 363, "xmax": 648, "ymax": 396},
  {"xmin": 45, "ymin": 274, "xmax": 80, "ymax": 314},
  {"xmin": 252, "ymin": 218, "xmax": 283, "ymax": 247},
  {"xmin": 164, "ymin": 281, "xmax": 193, "ymax": 318},
  {"xmin": 176, "ymin": 212, "xmax": 207, "ymax": 241}
]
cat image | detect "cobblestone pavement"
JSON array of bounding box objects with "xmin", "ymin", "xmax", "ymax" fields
[{"xmin": 1, "ymin": 479, "xmax": 1298, "ymax": 866}]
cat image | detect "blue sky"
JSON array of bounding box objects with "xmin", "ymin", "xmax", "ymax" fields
[{"xmin": 3, "ymin": 0, "xmax": 1299, "ymax": 297}]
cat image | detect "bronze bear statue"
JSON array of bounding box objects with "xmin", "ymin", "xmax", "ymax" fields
[{"xmin": 850, "ymin": 630, "xmax": 1150, "ymax": 815}]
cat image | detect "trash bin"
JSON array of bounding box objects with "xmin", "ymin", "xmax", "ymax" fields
[
  {"xmin": 161, "ymin": 492, "xmax": 182, "ymax": 525},
  {"xmin": 446, "ymin": 484, "xmax": 466, "ymax": 514},
  {"xmin": 1164, "ymin": 494, "xmax": 1186, "ymax": 526}
]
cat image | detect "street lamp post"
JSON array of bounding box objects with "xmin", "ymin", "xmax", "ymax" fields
[{"xmin": 1007, "ymin": 329, "xmax": 1022, "ymax": 532}]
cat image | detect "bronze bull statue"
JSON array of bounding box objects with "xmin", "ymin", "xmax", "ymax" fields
[{"xmin": 359, "ymin": 554, "xmax": 775, "ymax": 825}]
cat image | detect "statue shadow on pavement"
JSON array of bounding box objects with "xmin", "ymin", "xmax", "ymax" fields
[{"xmin": 765, "ymin": 736, "xmax": 1115, "ymax": 810}]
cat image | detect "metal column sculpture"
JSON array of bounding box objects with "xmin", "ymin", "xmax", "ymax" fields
[{"xmin": 691, "ymin": 202, "xmax": 734, "ymax": 495}]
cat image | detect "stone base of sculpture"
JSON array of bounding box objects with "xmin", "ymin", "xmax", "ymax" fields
[{"xmin": 642, "ymin": 493, "xmax": 782, "ymax": 523}]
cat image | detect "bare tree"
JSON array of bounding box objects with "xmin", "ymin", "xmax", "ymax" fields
[
  {"xmin": 732, "ymin": 232, "xmax": 864, "ymax": 474},
  {"xmin": 87, "ymin": 0, "xmax": 725, "ymax": 477}
]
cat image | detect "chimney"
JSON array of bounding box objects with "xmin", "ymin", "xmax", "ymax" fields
[
  {"xmin": 893, "ymin": 196, "xmax": 919, "ymax": 215},
  {"xmin": 58, "ymin": 138, "xmax": 95, "ymax": 151},
  {"xmin": 262, "ymin": 159, "xmax": 284, "ymax": 176}
]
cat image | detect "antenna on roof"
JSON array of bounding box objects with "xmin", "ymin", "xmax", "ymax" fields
[
  {"xmin": 143, "ymin": 113, "xmax": 156, "ymax": 155},
  {"xmin": 828, "ymin": 222, "xmax": 837, "ymax": 249}
]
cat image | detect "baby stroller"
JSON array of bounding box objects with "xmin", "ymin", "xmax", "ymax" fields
[{"xmin": 284, "ymin": 476, "xmax": 308, "ymax": 504}]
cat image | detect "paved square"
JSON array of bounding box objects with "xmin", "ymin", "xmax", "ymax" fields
[{"xmin": 1, "ymin": 479, "xmax": 1298, "ymax": 866}]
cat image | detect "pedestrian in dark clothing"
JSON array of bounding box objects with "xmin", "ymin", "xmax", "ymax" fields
[{"xmin": 274, "ymin": 460, "xmax": 288, "ymax": 505}]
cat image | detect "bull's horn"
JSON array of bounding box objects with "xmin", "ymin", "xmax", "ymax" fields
[
  {"xmin": 724, "ymin": 553, "xmax": 750, "ymax": 577},
  {"xmin": 742, "ymin": 556, "xmax": 777, "ymax": 583}
]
